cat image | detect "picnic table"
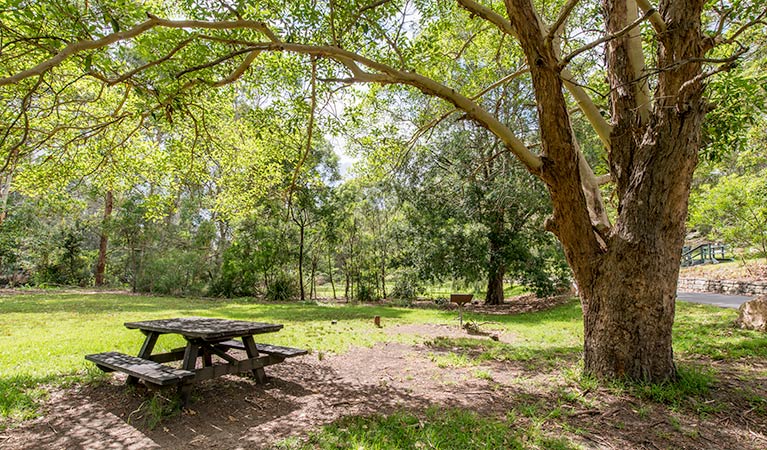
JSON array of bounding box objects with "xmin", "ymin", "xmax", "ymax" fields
[{"xmin": 85, "ymin": 317, "xmax": 307, "ymax": 406}]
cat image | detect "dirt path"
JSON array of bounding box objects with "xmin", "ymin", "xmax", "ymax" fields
[{"xmin": 2, "ymin": 324, "xmax": 766, "ymax": 449}]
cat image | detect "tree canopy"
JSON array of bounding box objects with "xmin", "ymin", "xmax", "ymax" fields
[{"xmin": 2, "ymin": 0, "xmax": 766, "ymax": 382}]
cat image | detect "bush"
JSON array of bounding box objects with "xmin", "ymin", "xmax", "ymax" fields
[
  {"xmin": 390, "ymin": 273, "xmax": 423, "ymax": 302},
  {"xmin": 266, "ymin": 274, "xmax": 297, "ymax": 301},
  {"xmin": 355, "ymin": 282, "xmax": 378, "ymax": 302}
]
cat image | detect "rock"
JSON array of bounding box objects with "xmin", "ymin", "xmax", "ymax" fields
[{"xmin": 736, "ymin": 295, "xmax": 767, "ymax": 331}]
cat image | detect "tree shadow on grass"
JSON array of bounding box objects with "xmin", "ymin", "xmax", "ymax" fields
[
  {"xmin": 3, "ymin": 347, "xmax": 766, "ymax": 449},
  {"xmin": 0, "ymin": 292, "xmax": 420, "ymax": 322}
]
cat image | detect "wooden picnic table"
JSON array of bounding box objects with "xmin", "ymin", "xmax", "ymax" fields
[{"xmin": 85, "ymin": 317, "xmax": 307, "ymax": 406}]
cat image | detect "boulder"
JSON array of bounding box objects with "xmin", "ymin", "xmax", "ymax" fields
[{"xmin": 736, "ymin": 295, "xmax": 767, "ymax": 331}]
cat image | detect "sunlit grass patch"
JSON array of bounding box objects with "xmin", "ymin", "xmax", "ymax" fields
[
  {"xmin": 0, "ymin": 291, "xmax": 456, "ymax": 427},
  {"xmin": 632, "ymin": 365, "xmax": 715, "ymax": 406},
  {"xmin": 429, "ymin": 351, "xmax": 475, "ymax": 368},
  {"xmin": 673, "ymin": 301, "xmax": 767, "ymax": 359},
  {"xmin": 276, "ymin": 408, "xmax": 560, "ymax": 450}
]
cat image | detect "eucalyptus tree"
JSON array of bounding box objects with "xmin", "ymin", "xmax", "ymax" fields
[
  {"xmin": 3, "ymin": 0, "xmax": 765, "ymax": 381},
  {"xmin": 393, "ymin": 120, "xmax": 565, "ymax": 303}
]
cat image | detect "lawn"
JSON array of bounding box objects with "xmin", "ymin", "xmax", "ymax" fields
[
  {"xmin": 0, "ymin": 291, "xmax": 581, "ymax": 426},
  {"xmin": 2, "ymin": 290, "xmax": 767, "ymax": 449}
]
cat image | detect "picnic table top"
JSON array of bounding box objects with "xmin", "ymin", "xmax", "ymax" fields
[{"xmin": 124, "ymin": 316, "xmax": 283, "ymax": 340}]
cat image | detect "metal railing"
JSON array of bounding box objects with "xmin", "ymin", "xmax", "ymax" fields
[{"xmin": 681, "ymin": 243, "xmax": 731, "ymax": 267}]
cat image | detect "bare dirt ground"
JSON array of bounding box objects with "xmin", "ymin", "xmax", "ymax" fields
[{"xmin": 2, "ymin": 311, "xmax": 767, "ymax": 449}]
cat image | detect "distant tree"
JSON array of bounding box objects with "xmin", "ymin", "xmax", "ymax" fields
[
  {"xmin": 3, "ymin": 0, "xmax": 765, "ymax": 381},
  {"xmin": 690, "ymin": 171, "xmax": 767, "ymax": 258},
  {"xmin": 393, "ymin": 123, "xmax": 567, "ymax": 303}
]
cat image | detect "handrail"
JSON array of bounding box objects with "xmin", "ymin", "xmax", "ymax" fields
[{"xmin": 681, "ymin": 243, "xmax": 731, "ymax": 267}]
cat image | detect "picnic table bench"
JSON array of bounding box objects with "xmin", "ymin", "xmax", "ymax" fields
[{"xmin": 85, "ymin": 317, "xmax": 307, "ymax": 406}]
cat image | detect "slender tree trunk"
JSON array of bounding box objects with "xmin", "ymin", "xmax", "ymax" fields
[
  {"xmin": 0, "ymin": 172, "xmax": 13, "ymax": 226},
  {"xmin": 328, "ymin": 249, "xmax": 336, "ymax": 299},
  {"xmin": 298, "ymin": 220, "xmax": 305, "ymax": 301},
  {"xmin": 95, "ymin": 190, "xmax": 113, "ymax": 287},
  {"xmin": 310, "ymin": 254, "xmax": 317, "ymax": 300},
  {"xmin": 343, "ymin": 259, "xmax": 350, "ymax": 300}
]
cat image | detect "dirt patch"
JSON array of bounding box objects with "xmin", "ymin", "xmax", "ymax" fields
[{"xmin": 3, "ymin": 340, "xmax": 767, "ymax": 449}]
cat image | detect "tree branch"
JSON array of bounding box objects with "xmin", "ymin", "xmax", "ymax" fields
[
  {"xmin": 89, "ymin": 37, "xmax": 197, "ymax": 86},
  {"xmin": 706, "ymin": 7, "xmax": 767, "ymax": 50},
  {"xmin": 636, "ymin": 0, "xmax": 666, "ymax": 34},
  {"xmin": 559, "ymin": 7, "xmax": 654, "ymax": 67},
  {"xmin": 211, "ymin": 50, "xmax": 261, "ymax": 87},
  {"xmin": 546, "ymin": 0, "xmax": 581, "ymax": 43},
  {"xmin": 459, "ymin": 0, "xmax": 612, "ymax": 151},
  {"xmin": 625, "ymin": 0, "xmax": 651, "ymax": 124},
  {"xmin": 0, "ymin": 17, "xmax": 279, "ymax": 86},
  {"xmin": 457, "ymin": 0, "xmax": 518, "ymax": 39}
]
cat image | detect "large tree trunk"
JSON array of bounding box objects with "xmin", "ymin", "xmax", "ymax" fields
[
  {"xmin": 485, "ymin": 223, "xmax": 506, "ymax": 305},
  {"xmin": 505, "ymin": 0, "xmax": 705, "ymax": 381},
  {"xmin": 95, "ymin": 190, "xmax": 113, "ymax": 287},
  {"xmin": 485, "ymin": 264, "xmax": 505, "ymax": 305}
]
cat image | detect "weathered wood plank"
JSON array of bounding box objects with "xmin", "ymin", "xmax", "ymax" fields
[
  {"xmin": 85, "ymin": 352, "xmax": 194, "ymax": 386},
  {"xmin": 148, "ymin": 349, "xmax": 186, "ymax": 363},
  {"xmin": 124, "ymin": 317, "xmax": 283, "ymax": 340},
  {"xmin": 191, "ymin": 355, "xmax": 273, "ymax": 382},
  {"xmin": 215, "ymin": 340, "xmax": 308, "ymax": 358}
]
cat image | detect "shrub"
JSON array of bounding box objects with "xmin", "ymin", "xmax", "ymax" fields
[{"xmin": 266, "ymin": 274, "xmax": 297, "ymax": 301}]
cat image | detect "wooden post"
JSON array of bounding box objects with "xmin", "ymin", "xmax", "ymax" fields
[{"xmin": 450, "ymin": 293, "xmax": 473, "ymax": 329}]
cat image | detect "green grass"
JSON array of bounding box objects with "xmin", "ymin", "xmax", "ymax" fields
[
  {"xmin": 0, "ymin": 292, "xmax": 458, "ymax": 427},
  {"xmin": 276, "ymin": 407, "xmax": 581, "ymax": 449},
  {"xmin": 313, "ymin": 281, "xmax": 528, "ymax": 301},
  {"xmin": 1, "ymin": 291, "xmax": 764, "ymax": 430},
  {"xmin": 673, "ymin": 301, "xmax": 767, "ymax": 359},
  {"xmin": 627, "ymin": 365, "xmax": 717, "ymax": 408}
]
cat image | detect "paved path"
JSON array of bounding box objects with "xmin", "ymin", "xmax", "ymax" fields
[{"xmin": 677, "ymin": 291, "xmax": 752, "ymax": 309}]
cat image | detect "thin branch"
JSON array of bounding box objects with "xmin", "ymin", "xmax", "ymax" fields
[
  {"xmin": 457, "ymin": 0, "xmax": 518, "ymax": 39},
  {"xmin": 678, "ymin": 47, "xmax": 748, "ymax": 96},
  {"xmin": 559, "ymin": 8, "xmax": 654, "ymax": 67},
  {"xmin": 287, "ymin": 58, "xmax": 318, "ymax": 209},
  {"xmin": 89, "ymin": 36, "xmax": 197, "ymax": 86},
  {"xmin": 707, "ymin": 7, "xmax": 767, "ymax": 50},
  {"xmin": 406, "ymin": 68, "xmax": 529, "ymax": 149},
  {"xmin": 636, "ymin": 0, "xmax": 666, "ymax": 34},
  {"xmin": 176, "ymin": 48, "xmax": 254, "ymax": 78},
  {"xmin": 211, "ymin": 50, "xmax": 260, "ymax": 87},
  {"xmin": 546, "ymin": 0, "xmax": 581, "ymax": 43},
  {"xmin": 0, "ymin": 17, "xmax": 279, "ymax": 86}
]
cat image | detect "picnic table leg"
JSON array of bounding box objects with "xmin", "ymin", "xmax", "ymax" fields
[
  {"xmin": 201, "ymin": 345, "xmax": 213, "ymax": 367},
  {"xmin": 241, "ymin": 335, "xmax": 268, "ymax": 384},
  {"xmin": 127, "ymin": 331, "xmax": 159, "ymax": 386},
  {"xmin": 178, "ymin": 342, "xmax": 199, "ymax": 407}
]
